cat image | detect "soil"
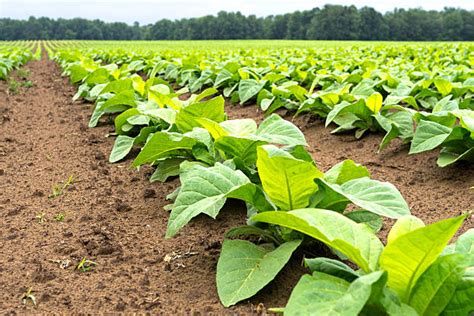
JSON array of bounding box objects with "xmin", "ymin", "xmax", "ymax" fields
[{"xmin": 0, "ymin": 56, "xmax": 473, "ymax": 314}]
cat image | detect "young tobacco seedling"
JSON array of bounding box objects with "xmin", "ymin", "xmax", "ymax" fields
[
  {"xmin": 53, "ymin": 213, "xmax": 65, "ymax": 222},
  {"xmin": 22, "ymin": 81, "xmax": 33, "ymax": 88},
  {"xmin": 16, "ymin": 68, "xmax": 30, "ymax": 79},
  {"xmin": 7, "ymin": 79, "xmax": 20, "ymax": 95},
  {"xmin": 21, "ymin": 287, "xmax": 36, "ymax": 306},
  {"xmin": 49, "ymin": 175, "xmax": 75, "ymax": 199},
  {"xmin": 76, "ymin": 257, "xmax": 97, "ymax": 272},
  {"xmin": 35, "ymin": 212, "xmax": 46, "ymax": 224}
]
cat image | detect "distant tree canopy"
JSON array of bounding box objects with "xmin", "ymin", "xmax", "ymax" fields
[{"xmin": 1, "ymin": 5, "xmax": 473, "ymax": 41}]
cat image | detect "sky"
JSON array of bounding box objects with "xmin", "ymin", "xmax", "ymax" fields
[{"xmin": 1, "ymin": 0, "xmax": 473, "ymax": 25}]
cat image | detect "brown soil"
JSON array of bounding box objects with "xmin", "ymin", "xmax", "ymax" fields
[{"xmin": 0, "ymin": 58, "xmax": 472, "ymax": 314}]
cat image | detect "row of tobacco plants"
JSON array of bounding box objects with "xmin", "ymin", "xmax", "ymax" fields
[
  {"xmin": 52, "ymin": 46, "xmax": 473, "ymax": 315},
  {"xmin": 50, "ymin": 42, "xmax": 474, "ymax": 167}
]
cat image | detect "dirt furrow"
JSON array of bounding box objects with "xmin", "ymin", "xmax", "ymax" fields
[{"xmin": 0, "ymin": 59, "xmax": 288, "ymax": 313}]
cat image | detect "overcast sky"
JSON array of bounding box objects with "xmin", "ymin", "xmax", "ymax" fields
[{"xmin": 1, "ymin": 0, "xmax": 473, "ymax": 25}]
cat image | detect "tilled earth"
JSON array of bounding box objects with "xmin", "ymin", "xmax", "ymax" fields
[{"xmin": 0, "ymin": 58, "xmax": 472, "ymax": 314}]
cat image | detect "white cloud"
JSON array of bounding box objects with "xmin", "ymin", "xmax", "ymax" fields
[{"xmin": 0, "ymin": 0, "xmax": 472, "ymax": 24}]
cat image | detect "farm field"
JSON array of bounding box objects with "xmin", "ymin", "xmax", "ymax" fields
[{"xmin": 0, "ymin": 40, "xmax": 473, "ymax": 314}]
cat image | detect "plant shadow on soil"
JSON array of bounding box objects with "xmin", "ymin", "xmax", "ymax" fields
[{"xmin": 0, "ymin": 59, "xmax": 472, "ymax": 313}]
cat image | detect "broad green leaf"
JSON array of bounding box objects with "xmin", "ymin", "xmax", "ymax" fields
[
  {"xmin": 346, "ymin": 211, "xmax": 383, "ymax": 233},
  {"xmin": 437, "ymin": 148, "xmax": 474, "ymax": 167},
  {"xmin": 409, "ymin": 254, "xmax": 467, "ymax": 315},
  {"xmin": 253, "ymin": 114, "xmax": 307, "ymax": 146},
  {"xmin": 149, "ymin": 158, "xmax": 186, "ymax": 183},
  {"xmin": 304, "ymin": 257, "xmax": 359, "ymax": 282},
  {"xmin": 257, "ymin": 145, "xmax": 323, "ymax": 210},
  {"xmin": 142, "ymin": 108, "xmax": 176, "ymax": 125},
  {"xmin": 444, "ymin": 228, "xmax": 474, "ymax": 265},
  {"xmin": 109, "ymin": 135, "xmax": 135, "ymax": 163},
  {"xmin": 133, "ymin": 132, "xmax": 196, "ymax": 167},
  {"xmin": 252, "ymin": 209, "xmax": 384, "ymax": 272},
  {"xmin": 102, "ymin": 91, "xmax": 136, "ymax": 111},
  {"xmin": 217, "ymin": 239, "xmax": 301, "ymax": 307},
  {"xmin": 324, "ymin": 160, "xmax": 370, "ymax": 185},
  {"xmin": 85, "ymin": 68, "xmax": 111, "ymax": 85},
  {"xmin": 100, "ymin": 78, "xmax": 133, "ymax": 95},
  {"xmin": 366, "ymin": 92, "xmax": 383, "ymax": 113},
  {"xmin": 441, "ymin": 268, "xmax": 474, "ymax": 316},
  {"xmin": 434, "ymin": 78, "xmax": 453, "ymax": 96},
  {"xmin": 317, "ymin": 178, "xmax": 410, "ymax": 219},
  {"xmin": 285, "ymin": 271, "xmax": 384, "ymax": 316},
  {"xmin": 196, "ymin": 118, "xmax": 228, "ymax": 139},
  {"xmin": 238, "ymin": 79, "xmax": 267, "ymax": 104},
  {"xmin": 115, "ymin": 108, "xmax": 140, "ymax": 134},
  {"xmin": 410, "ymin": 120, "xmax": 452, "ymax": 154},
  {"xmin": 453, "ymin": 229, "xmax": 474, "ymax": 265},
  {"xmin": 380, "ymin": 214, "xmax": 467, "ymax": 302},
  {"xmin": 68, "ymin": 64, "xmax": 88, "ymax": 83},
  {"xmin": 215, "ymin": 136, "xmax": 265, "ymax": 166},
  {"xmin": 166, "ymin": 163, "xmax": 250, "ymax": 238},
  {"xmin": 220, "ymin": 119, "xmax": 258, "ymax": 136},
  {"xmin": 379, "ymin": 123, "xmax": 400, "ymax": 152},
  {"xmin": 387, "ymin": 215, "xmax": 425, "ymax": 244},
  {"xmin": 175, "ymin": 96, "xmax": 225, "ymax": 132}
]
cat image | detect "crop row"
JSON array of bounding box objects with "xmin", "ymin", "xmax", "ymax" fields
[
  {"xmin": 51, "ymin": 45, "xmax": 473, "ymax": 315},
  {"xmin": 50, "ymin": 43, "xmax": 474, "ymax": 167},
  {"xmin": 0, "ymin": 46, "xmax": 35, "ymax": 80}
]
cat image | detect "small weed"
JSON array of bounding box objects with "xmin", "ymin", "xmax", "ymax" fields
[
  {"xmin": 17, "ymin": 68, "xmax": 30, "ymax": 79},
  {"xmin": 49, "ymin": 175, "xmax": 75, "ymax": 199},
  {"xmin": 7, "ymin": 79, "xmax": 20, "ymax": 95},
  {"xmin": 35, "ymin": 212, "xmax": 46, "ymax": 224},
  {"xmin": 76, "ymin": 257, "xmax": 97, "ymax": 272},
  {"xmin": 21, "ymin": 287, "xmax": 36, "ymax": 306},
  {"xmin": 22, "ymin": 81, "xmax": 34, "ymax": 88},
  {"xmin": 53, "ymin": 213, "xmax": 65, "ymax": 222}
]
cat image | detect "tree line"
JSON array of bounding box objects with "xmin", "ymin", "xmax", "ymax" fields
[{"xmin": 1, "ymin": 5, "xmax": 473, "ymax": 41}]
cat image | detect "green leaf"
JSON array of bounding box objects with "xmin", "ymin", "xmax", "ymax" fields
[
  {"xmin": 114, "ymin": 108, "xmax": 140, "ymax": 134},
  {"xmin": 380, "ymin": 214, "xmax": 467, "ymax": 302},
  {"xmin": 317, "ymin": 178, "xmax": 410, "ymax": 219},
  {"xmin": 387, "ymin": 215, "xmax": 425, "ymax": 244},
  {"xmin": 238, "ymin": 79, "xmax": 267, "ymax": 104},
  {"xmin": 252, "ymin": 209, "xmax": 384, "ymax": 272},
  {"xmin": 324, "ymin": 160, "xmax": 370, "ymax": 185},
  {"xmin": 453, "ymin": 229, "xmax": 474, "ymax": 265},
  {"xmin": 285, "ymin": 271, "xmax": 384, "ymax": 316},
  {"xmin": 366, "ymin": 92, "xmax": 383, "ymax": 113},
  {"xmin": 149, "ymin": 158, "xmax": 186, "ymax": 183},
  {"xmin": 441, "ymin": 268, "xmax": 474, "ymax": 316},
  {"xmin": 304, "ymin": 257, "xmax": 359, "ymax": 282},
  {"xmin": 217, "ymin": 239, "xmax": 301, "ymax": 307},
  {"xmin": 109, "ymin": 135, "xmax": 135, "ymax": 163},
  {"xmin": 133, "ymin": 132, "xmax": 196, "ymax": 167},
  {"xmin": 215, "ymin": 136, "xmax": 265, "ymax": 166},
  {"xmin": 437, "ymin": 148, "xmax": 474, "ymax": 167},
  {"xmin": 410, "ymin": 120, "xmax": 452, "ymax": 154},
  {"xmin": 346, "ymin": 211, "xmax": 383, "ymax": 233},
  {"xmin": 68, "ymin": 64, "xmax": 89, "ymax": 83},
  {"xmin": 253, "ymin": 114, "xmax": 307, "ymax": 146},
  {"xmin": 409, "ymin": 254, "xmax": 468, "ymax": 315},
  {"xmin": 257, "ymin": 145, "xmax": 323, "ymax": 210},
  {"xmin": 434, "ymin": 78, "xmax": 453, "ymax": 96},
  {"xmin": 166, "ymin": 163, "xmax": 250, "ymax": 238},
  {"xmin": 175, "ymin": 96, "xmax": 225, "ymax": 132}
]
